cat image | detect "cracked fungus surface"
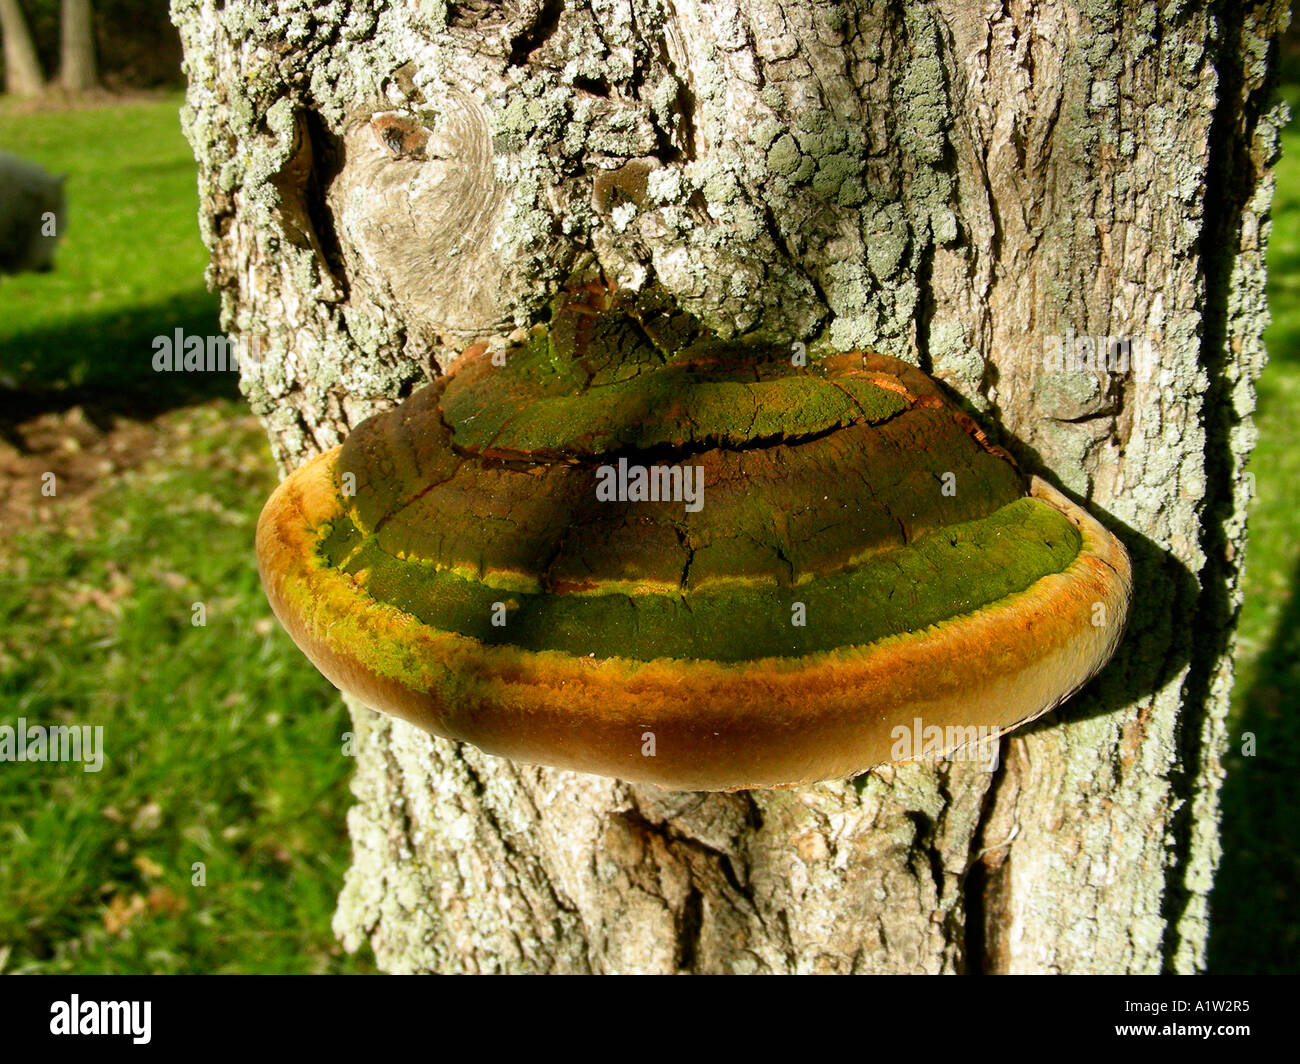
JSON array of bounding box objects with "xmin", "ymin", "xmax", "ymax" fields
[{"xmin": 311, "ymin": 292, "xmax": 1081, "ymax": 663}]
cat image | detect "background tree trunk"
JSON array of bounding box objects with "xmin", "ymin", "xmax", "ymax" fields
[
  {"xmin": 172, "ymin": 0, "xmax": 1288, "ymax": 973},
  {"xmin": 0, "ymin": 0, "xmax": 44, "ymax": 97},
  {"xmin": 59, "ymin": 0, "xmax": 96, "ymax": 92}
]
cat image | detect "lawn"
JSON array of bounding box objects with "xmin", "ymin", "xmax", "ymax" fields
[
  {"xmin": 0, "ymin": 95, "xmax": 223, "ymax": 399},
  {"xmin": 0, "ymin": 95, "xmax": 373, "ymax": 973}
]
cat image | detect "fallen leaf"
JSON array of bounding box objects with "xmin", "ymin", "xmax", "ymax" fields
[
  {"xmin": 103, "ymin": 893, "xmax": 146, "ymax": 934},
  {"xmin": 132, "ymin": 801, "xmax": 163, "ymax": 833},
  {"xmin": 146, "ymin": 887, "xmax": 186, "ymax": 916},
  {"xmin": 133, "ymin": 855, "xmax": 165, "ymax": 880}
]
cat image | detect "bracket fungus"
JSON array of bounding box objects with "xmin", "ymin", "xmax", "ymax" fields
[{"xmin": 256, "ymin": 286, "xmax": 1131, "ymax": 791}]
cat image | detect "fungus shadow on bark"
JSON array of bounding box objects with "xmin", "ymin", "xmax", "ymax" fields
[
  {"xmin": 908, "ymin": 373, "xmax": 1194, "ymax": 738},
  {"xmin": 953, "ymin": 475, "xmax": 1194, "ymax": 976},
  {"xmin": 992, "ymin": 476, "xmax": 1195, "ymax": 735}
]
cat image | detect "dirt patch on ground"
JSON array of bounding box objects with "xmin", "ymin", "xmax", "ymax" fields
[
  {"xmin": 0, "ymin": 398, "xmax": 263, "ymax": 536},
  {"xmin": 0, "ymin": 403, "xmax": 163, "ymax": 532}
]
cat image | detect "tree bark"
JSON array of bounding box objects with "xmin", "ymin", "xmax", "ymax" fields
[
  {"xmin": 0, "ymin": 0, "xmax": 44, "ymax": 97},
  {"xmin": 172, "ymin": 0, "xmax": 1288, "ymax": 973},
  {"xmin": 59, "ymin": 0, "xmax": 97, "ymax": 92}
]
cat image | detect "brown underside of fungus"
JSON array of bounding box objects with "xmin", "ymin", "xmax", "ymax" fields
[{"xmin": 257, "ymin": 285, "xmax": 1131, "ymax": 791}]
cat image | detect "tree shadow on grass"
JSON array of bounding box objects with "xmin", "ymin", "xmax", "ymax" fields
[
  {"xmin": 0, "ymin": 286, "xmax": 237, "ymax": 433},
  {"xmin": 1208, "ymin": 553, "xmax": 1300, "ymax": 973}
]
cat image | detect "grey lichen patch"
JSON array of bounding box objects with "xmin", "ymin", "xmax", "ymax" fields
[
  {"xmin": 753, "ymin": 115, "xmax": 783, "ymax": 152},
  {"xmin": 768, "ymin": 133, "xmax": 802, "ymax": 176},
  {"xmin": 931, "ymin": 208, "xmax": 959, "ymax": 244},
  {"xmin": 644, "ymin": 166, "xmax": 683, "ymax": 205},
  {"xmin": 720, "ymin": 1, "xmax": 962, "ymax": 354},
  {"xmin": 1089, "ymin": 80, "xmax": 1118, "ymax": 109},
  {"xmin": 863, "ymin": 202, "xmax": 910, "ymax": 279},
  {"xmin": 332, "ymin": 705, "xmax": 443, "ymax": 969},
  {"xmin": 1039, "ymin": 369, "xmax": 1103, "ymax": 418},
  {"xmin": 928, "ymin": 319, "xmax": 986, "ymax": 397},
  {"xmin": 810, "ymin": 152, "xmax": 862, "ymax": 201},
  {"xmin": 893, "ymin": 6, "xmax": 950, "ymax": 166}
]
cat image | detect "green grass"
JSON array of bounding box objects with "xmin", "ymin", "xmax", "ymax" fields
[
  {"xmin": 0, "ymin": 94, "xmax": 225, "ymax": 401},
  {"xmin": 0, "ymin": 95, "xmax": 372, "ymax": 973},
  {"xmin": 0, "ymin": 409, "xmax": 371, "ymax": 973}
]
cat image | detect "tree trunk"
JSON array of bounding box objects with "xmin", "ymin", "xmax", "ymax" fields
[
  {"xmin": 0, "ymin": 0, "xmax": 43, "ymax": 97},
  {"xmin": 172, "ymin": 0, "xmax": 1288, "ymax": 973},
  {"xmin": 60, "ymin": 0, "xmax": 96, "ymax": 92}
]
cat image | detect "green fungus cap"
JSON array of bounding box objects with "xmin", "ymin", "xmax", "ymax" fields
[{"xmin": 257, "ymin": 285, "xmax": 1131, "ymax": 790}]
